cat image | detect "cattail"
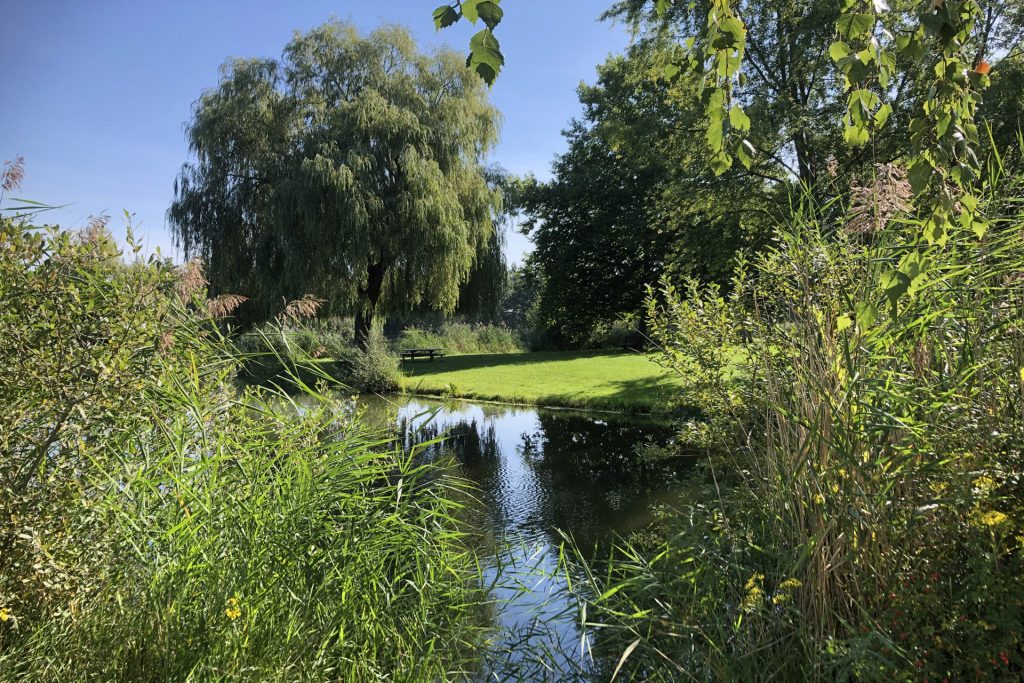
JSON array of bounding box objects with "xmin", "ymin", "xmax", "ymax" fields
[
  {"xmin": 281, "ymin": 294, "xmax": 326, "ymax": 321},
  {"xmin": 176, "ymin": 258, "xmax": 208, "ymax": 301},
  {"xmin": 1, "ymin": 155, "xmax": 25, "ymax": 192},
  {"xmin": 846, "ymin": 163, "xmax": 912, "ymax": 235},
  {"xmin": 206, "ymin": 294, "xmax": 248, "ymax": 318}
]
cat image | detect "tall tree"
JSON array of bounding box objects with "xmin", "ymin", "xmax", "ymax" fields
[
  {"xmin": 517, "ymin": 46, "xmax": 776, "ymax": 346},
  {"xmin": 169, "ymin": 21, "xmax": 501, "ymax": 347}
]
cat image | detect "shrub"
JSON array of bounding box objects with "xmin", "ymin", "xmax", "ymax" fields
[
  {"xmin": 570, "ymin": 169, "xmax": 1024, "ymax": 680},
  {"xmin": 395, "ymin": 321, "xmax": 522, "ymax": 355},
  {"xmin": 348, "ymin": 333, "xmax": 402, "ymax": 393},
  {"xmin": 0, "ymin": 220, "xmax": 486, "ymax": 680}
]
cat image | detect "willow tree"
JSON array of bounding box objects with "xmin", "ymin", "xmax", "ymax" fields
[{"xmin": 169, "ymin": 21, "xmax": 501, "ymax": 347}]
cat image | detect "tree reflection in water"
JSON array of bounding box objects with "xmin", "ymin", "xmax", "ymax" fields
[{"xmin": 363, "ymin": 396, "xmax": 696, "ymax": 681}]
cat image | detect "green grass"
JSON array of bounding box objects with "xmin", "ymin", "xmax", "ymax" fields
[{"xmin": 400, "ymin": 350, "xmax": 686, "ymax": 414}]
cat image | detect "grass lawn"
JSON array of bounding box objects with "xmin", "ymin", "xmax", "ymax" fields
[{"xmin": 400, "ymin": 350, "xmax": 686, "ymax": 414}]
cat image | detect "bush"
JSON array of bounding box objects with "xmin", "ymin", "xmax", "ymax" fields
[
  {"xmin": 348, "ymin": 333, "xmax": 402, "ymax": 393},
  {"xmin": 585, "ymin": 316, "xmax": 645, "ymax": 350},
  {"xmin": 570, "ymin": 169, "xmax": 1024, "ymax": 680},
  {"xmin": 394, "ymin": 321, "xmax": 522, "ymax": 355},
  {"xmin": 0, "ymin": 221, "xmax": 485, "ymax": 680}
]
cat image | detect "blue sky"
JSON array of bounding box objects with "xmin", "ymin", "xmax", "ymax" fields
[{"xmin": 1, "ymin": 1, "xmax": 630, "ymax": 264}]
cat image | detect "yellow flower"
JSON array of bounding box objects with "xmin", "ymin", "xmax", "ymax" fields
[
  {"xmin": 813, "ymin": 493, "xmax": 826, "ymax": 505},
  {"xmin": 225, "ymin": 597, "xmax": 241, "ymax": 621},
  {"xmin": 973, "ymin": 510, "xmax": 1009, "ymax": 527},
  {"xmin": 741, "ymin": 573, "xmax": 765, "ymax": 612},
  {"xmin": 0, "ymin": 608, "xmax": 11, "ymax": 622},
  {"xmin": 973, "ymin": 476, "xmax": 997, "ymax": 495}
]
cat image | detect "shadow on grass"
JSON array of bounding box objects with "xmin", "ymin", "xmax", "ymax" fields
[{"xmin": 400, "ymin": 350, "xmax": 642, "ymax": 376}]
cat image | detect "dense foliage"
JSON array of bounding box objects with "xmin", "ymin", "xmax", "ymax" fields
[
  {"xmin": 0, "ymin": 211, "xmax": 486, "ymax": 681},
  {"xmin": 575, "ymin": 158, "xmax": 1024, "ymax": 680},
  {"xmin": 169, "ymin": 21, "xmax": 503, "ymax": 347}
]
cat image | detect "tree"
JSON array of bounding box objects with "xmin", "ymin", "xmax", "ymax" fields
[
  {"xmin": 516, "ymin": 45, "xmax": 776, "ymax": 345},
  {"xmin": 169, "ymin": 21, "xmax": 502, "ymax": 347}
]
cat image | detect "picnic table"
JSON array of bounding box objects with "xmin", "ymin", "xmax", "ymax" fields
[{"xmin": 399, "ymin": 348, "xmax": 446, "ymax": 362}]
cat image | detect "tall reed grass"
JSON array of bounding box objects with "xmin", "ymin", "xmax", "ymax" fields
[
  {"xmin": 567, "ymin": 155, "xmax": 1024, "ymax": 680},
  {"xmin": 0, "ymin": 218, "xmax": 488, "ymax": 681}
]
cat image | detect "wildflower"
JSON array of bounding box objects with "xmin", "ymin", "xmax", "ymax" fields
[
  {"xmin": 813, "ymin": 493, "xmax": 826, "ymax": 505},
  {"xmin": 741, "ymin": 573, "xmax": 765, "ymax": 612},
  {"xmin": 973, "ymin": 476, "xmax": 997, "ymax": 494},
  {"xmin": 225, "ymin": 597, "xmax": 241, "ymax": 621},
  {"xmin": 772, "ymin": 577, "xmax": 802, "ymax": 605},
  {"xmin": 972, "ymin": 510, "xmax": 1009, "ymax": 528},
  {"xmin": 0, "ymin": 608, "xmax": 10, "ymax": 622}
]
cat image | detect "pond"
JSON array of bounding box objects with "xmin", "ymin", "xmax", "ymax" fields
[{"xmin": 359, "ymin": 396, "xmax": 697, "ymax": 682}]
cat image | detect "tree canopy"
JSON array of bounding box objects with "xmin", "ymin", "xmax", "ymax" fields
[{"xmin": 169, "ymin": 21, "xmax": 502, "ymax": 346}]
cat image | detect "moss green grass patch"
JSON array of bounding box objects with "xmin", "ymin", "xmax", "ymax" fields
[{"xmin": 400, "ymin": 350, "xmax": 685, "ymax": 414}]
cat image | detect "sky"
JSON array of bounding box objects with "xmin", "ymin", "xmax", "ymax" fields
[{"xmin": 0, "ymin": 1, "xmax": 631, "ymax": 264}]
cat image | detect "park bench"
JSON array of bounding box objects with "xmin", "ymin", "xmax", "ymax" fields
[{"xmin": 400, "ymin": 348, "xmax": 446, "ymax": 362}]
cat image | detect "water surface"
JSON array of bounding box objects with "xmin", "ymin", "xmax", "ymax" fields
[{"xmin": 359, "ymin": 396, "xmax": 695, "ymax": 681}]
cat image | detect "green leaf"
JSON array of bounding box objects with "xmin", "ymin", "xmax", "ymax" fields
[
  {"xmin": 710, "ymin": 151, "xmax": 733, "ymax": 176},
  {"xmin": 907, "ymin": 160, "xmax": 933, "ymax": 194},
  {"xmin": 879, "ymin": 269, "xmax": 911, "ymax": 313},
  {"xmin": 473, "ymin": 61, "xmax": 498, "ymax": 85},
  {"xmin": 706, "ymin": 118, "xmax": 725, "ymax": 153},
  {"xmin": 476, "ymin": 1, "xmax": 503, "ymax": 30},
  {"xmin": 462, "ymin": 0, "xmax": 481, "ymax": 23},
  {"xmin": 844, "ymin": 125, "xmax": 870, "ymax": 146},
  {"xmin": 854, "ymin": 301, "xmax": 878, "ymax": 329},
  {"xmin": 837, "ymin": 314, "xmax": 853, "ymax": 332},
  {"xmin": 432, "ymin": 5, "xmax": 460, "ymax": 30},
  {"xmin": 836, "ymin": 13, "xmax": 874, "ymax": 40},
  {"xmin": 467, "ymin": 29, "xmax": 504, "ymax": 85},
  {"xmin": 874, "ymin": 103, "xmax": 892, "ymax": 128},
  {"xmin": 655, "ymin": 0, "xmax": 672, "ymax": 16},
  {"xmin": 735, "ymin": 139, "xmax": 754, "ymax": 169},
  {"xmin": 829, "ymin": 41, "xmax": 851, "ymax": 61},
  {"xmin": 729, "ymin": 105, "xmax": 751, "ymax": 132}
]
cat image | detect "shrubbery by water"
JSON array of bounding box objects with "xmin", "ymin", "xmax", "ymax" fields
[
  {"xmin": 569, "ymin": 163, "xmax": 1024, "ymax": 680},
  {"xmin": 0, "ymin": 220, "xmax": 486, "ymax": 681}
]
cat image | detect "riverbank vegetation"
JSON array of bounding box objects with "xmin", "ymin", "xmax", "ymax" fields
[
  {"xmin": 0, "ymin": 213, "xmax": 487, "ymax": 681},
  {"xmin": 7, "ymin": 0, "xmax": 1024, "ymax": 679},
  {"xmin": 520, "ymin": 1, "xmax": 1024, "ymax": 680}
]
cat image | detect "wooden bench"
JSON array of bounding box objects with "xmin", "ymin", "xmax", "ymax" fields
[{"xmin": 400, "ymin": 348, "xmax": 446, "ymax": 362}]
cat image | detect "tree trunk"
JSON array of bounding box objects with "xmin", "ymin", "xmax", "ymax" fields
[{"xmin": 354, "ymin": 259, "xmax": 387, "ymax": 350}]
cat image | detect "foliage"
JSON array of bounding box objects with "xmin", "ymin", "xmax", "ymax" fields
[
  {"xmin": 395, "ymin": 321, "xmax": 522, "ymax": 356},
  {"xmin": 0, "ymin": 217, "xmax": 487, "ymax": 680},
  {"xmin": 349, "ymin": 332, "xmax": 403, "ymax": 394},
  {"xmin": 570, "ymin": 164, "xmax": 1024, "ymax": 680},
  {"xmin": 515, "ymin": 45, "xmax": 775, "ymax": 346},
  {"xmin": 432, "ymin": 0, "xmax": 506, "ymax": 85},
  {"xmin": 169, "ymin": 21, "xmax": 502, "ymax": 347}
]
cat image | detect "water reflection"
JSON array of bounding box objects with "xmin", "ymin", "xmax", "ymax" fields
[{"xmin": 360, "ymin": 396, "xmax": 693, "ymax": 681}]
